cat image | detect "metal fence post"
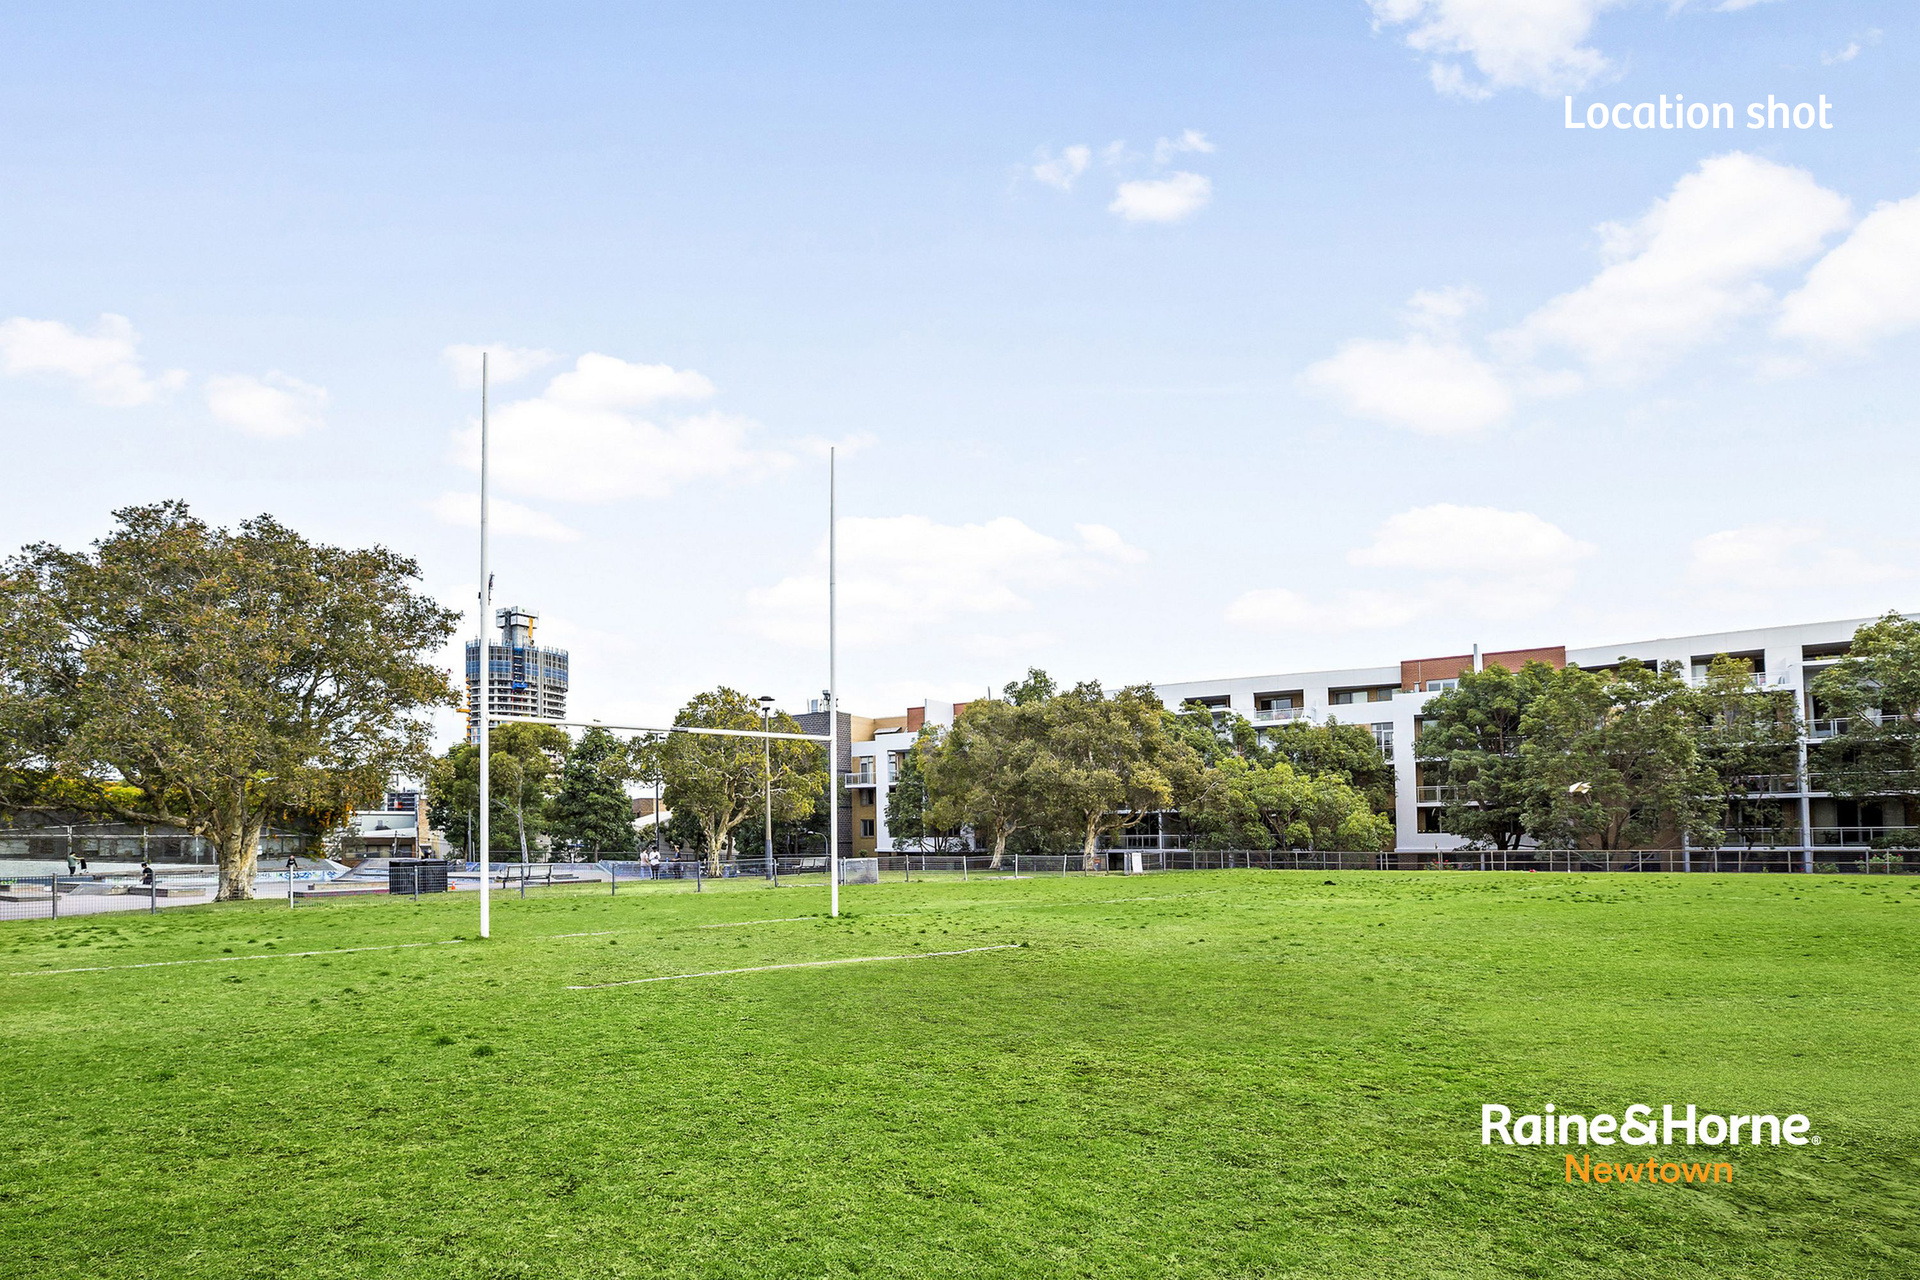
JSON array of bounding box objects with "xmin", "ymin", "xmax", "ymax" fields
[
  {"xmin": 149, "ymin": 880, "xmax": 157, "ymax": 915},
  {"xmin": 51, "ymin": 874, "xmax": 59, "ymax": 920},
  {"xmin": 695, "ymin": 860, "xmax": 703, "ymax": 893},
  {"xmin": 610, "ymin": 862, "xmax": 617, "ymax": 896}
]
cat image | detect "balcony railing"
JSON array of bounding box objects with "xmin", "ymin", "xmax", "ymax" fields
[
  {"xmin": 849, "ymin": 768, "xmax": 877, "ymax": 787},
  {"xmin": 1252, "ymin": 706, "xmax": 1308, "ymax": 723},
  {"xmin": 1416, "ymin": 785, "xmax": 1462, "ymax": 804},
  {"xmin": 1811, "ymin": 825, "xmax": 1920, "ymax": 848},
  {"xmin": 1690, "ymin": 672, "xmax": 1772, "ymax": 689},
  {"xmin": 1809, "ymin": 711, "xmax": 1916, "ymax": 739}
]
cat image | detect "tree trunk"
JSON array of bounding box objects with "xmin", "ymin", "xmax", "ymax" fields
[
  {"xmin": 214, "ymin": 813, "xmax": 261, "ymax": 901},
  {"xmin": 516, "ymin": 797, "xmax": 529, "ymax": 861},
  {"xmin": 989, "ymin": 829, "xmax": 1008, "ymax": 870},
  {"xmin": 1081, "ymin": 818, "xmax": 1103, "ymax": 873}
]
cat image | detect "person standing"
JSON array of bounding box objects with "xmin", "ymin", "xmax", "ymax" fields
[{"xmin": 66, "ymin": 853, "xmax": 78, "ymax": 876}]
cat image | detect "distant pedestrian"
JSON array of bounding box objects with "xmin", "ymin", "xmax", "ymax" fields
[
  {"xmin": 78, "ymin": 856, "xmax": 88, "ymax": 872},
  {"xmin": 66, "ymin": 853, "xmax": 78, "ymax": 875},
  {"xmin": 140, "ymin": 864, "xmax": 154, "ymax": 888}
]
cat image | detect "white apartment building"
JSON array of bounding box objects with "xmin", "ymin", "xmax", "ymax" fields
[
  {"xmin": 844, "ymin": 615, "xmax": 1908, "ymax": 862},
  {"xmin": 1156, "ymin": 615, "xmax": 1902, "ymax": 861}
]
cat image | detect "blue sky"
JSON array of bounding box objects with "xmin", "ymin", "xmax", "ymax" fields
[{"xmin": 1, "ymin": 1, "xmax": 1915, "ymax": 734}]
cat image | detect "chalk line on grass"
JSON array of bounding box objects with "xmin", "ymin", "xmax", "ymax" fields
[
  {"xmin": 698, "ymin": 916, "xmax": 817, "ymax": 929},
  {"xmin": 568, "ymin": 944, "xmax": 1023, "ymax": 990},
  {"xmin": 9, "ymin": 938, "xmax": 467, "ymax": 977}
]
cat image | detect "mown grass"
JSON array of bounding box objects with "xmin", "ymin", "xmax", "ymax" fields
[{"xmin": 2, "ymin": 871, "xmax": 1916, "ymax": 1279}]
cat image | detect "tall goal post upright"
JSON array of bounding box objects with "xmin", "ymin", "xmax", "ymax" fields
[
  {"xmin": 828, "ymin": 447, "xmax": 839, "ymax": 919},
  {"xmin": 477, "ymin": 353, "xmax": 491, "ymax": 940}
]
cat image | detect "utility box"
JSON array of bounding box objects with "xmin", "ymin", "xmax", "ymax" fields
[
  {"xmin": 839, "ymin": 857, "xmax": 879, "ymax": 885},
  {"xmin": 388, "ymin": 859, "xmax": 449, "ymax": 895}
]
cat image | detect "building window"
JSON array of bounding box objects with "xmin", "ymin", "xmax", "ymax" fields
[
  {"xmin": 860, "ymin": 819, "xmax": 875, "ymax": 838},
  {"xmin": 1425, "ymin": 678, "xmax": 1459, "ymax": 693},
  {"xmin": 1371, "ymin": 723, "xmax": 1394, "ymax": 753},
  {"xmin": 1418, "ymin": 807, "xmax": 1447, "ymax": 834}
]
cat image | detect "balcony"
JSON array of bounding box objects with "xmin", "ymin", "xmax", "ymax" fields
[
  {"xmin": 1809, "ymin": 711, "xmax": 1914, "ymax": 740},
  {"xmin": 1690, "ymin": 672, "xmax": 1772, "ymax": 689},
  {"xmin": 849, "ymin": 766, "xmax": 877, "ymax": 787},
  {"xmin": 1252, "ymin": 706, "xmax": 1308, "ymax": 723},
  {"xmin": 1733, "ymin": 773, "xmax": 1802, "ymax": 795},
  {"xmin": 1416, "ymin": 785, "xmax": 1463, "ymax": 804},
  {"xmin": 1811, "ymin": 825, "xmax": 1920, "ymax": 848}
]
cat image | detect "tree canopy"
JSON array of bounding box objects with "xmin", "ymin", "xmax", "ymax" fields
[
  {"xmin": 549, "ymin": 727, "xmax": 641, "ymax": 854},
  {"xmin": 0, "ymin": 503, "xmax": 460, "ymax": 898},
  {"xmin": 654, "ymin": 688, "xmax": 825, "ymax": 873},
  {"xmin": 1811, "ymin": 612, "xmax": 1920, "ymax": 817}
]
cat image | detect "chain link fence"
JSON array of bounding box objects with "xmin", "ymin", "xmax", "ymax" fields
[{"xmin": 6, "ymin": 842, "xmax": 1912, "ymax": 925}]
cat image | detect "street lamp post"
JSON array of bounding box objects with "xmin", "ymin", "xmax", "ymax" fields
[{"xmin": 759, "ymin": 695, "xmax": 776, "ymax": 883}]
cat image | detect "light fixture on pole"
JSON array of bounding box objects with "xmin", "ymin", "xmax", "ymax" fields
[{"xmin": 759, "ymin": 695, "xmax": 776, "ymax": 882}]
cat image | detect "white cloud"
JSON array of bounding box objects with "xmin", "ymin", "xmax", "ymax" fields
[
  {"xmin": 748, "ymin": 517, "xmax": 1145, "ymax": 647},
  {"xmin": 1820, "ymin": 29, "xmax": 1879, "ymax": 65},
  {"xmin": 1774, "ymin": 193, "xmax": 1920, "ymax": 350},
  {"xmin": 1403, "ymin": 285, "xmax": 1486, "ymax": 333},
  {"xmin": 798, "ymin": 432, "xmax": 879, "ymax": 459},
  {"xmin": 1498, "ymin": 152, "xmax": 1852, "ymax": 378},
  {"xmin": 205, "ymin": 372, "xmax": 327, "ymax": 437},
  {"xmin": 0, "ymin": 313, "xmax": 186, "ymax": 407},
  {"xmin": 1351, "ymin": 504, "xmax": 1595, "ymax": 574},
  {"xmin": 1300, "ymin": 333, "xmax": 1514, "ymax": 434},
  {"xmin": 543, "ymin": 352, "xmax": 716, "ymax": 407},
  {"xmin": 1303, "ymin": 154, "xmax": 1865, "ymax": 434},
  {"xmin": 1686, "ymin": 524, "xmax": 1902, "ymax": 592},
  {"xmin": 1225, "ymin": 587, "xmax": 1423, "ymax": 632},
  {"xmin": 1032, "ymin": 144, "xmax": 1092, "ymax": 191},
  {"xmin": 1369, "ymin": 0, "xmax": 1624, "ymax": 99},
  {"xmin": 443, "ymin": 343, "xmax": 558, "ymax": 388},
  {"xmin": 1152, "ymin": 129, "xmax": 1216, "ymax": 165},
  {"xmin": 1228, "ymin": 504, "xmax": 1592, "ymax": 633},
  {"xmin": 1109, "ymin": 172, "xmax": 1212, "ymax": 223},
  {"xmin": 429, "ymin": 491, "xmax": 581, "ymax": 542},
  {"xmin": 453, "ymin": 353, "xmax": 777, "ymax": 503}
]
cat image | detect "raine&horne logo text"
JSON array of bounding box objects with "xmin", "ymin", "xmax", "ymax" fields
[{"xmin": 1481, "ymin": 1104, "xmax": 1820, "ymax": 1186}]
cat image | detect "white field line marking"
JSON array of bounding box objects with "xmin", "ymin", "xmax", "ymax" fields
[
  {"xmin": 699, "ymin": 916, "xmax": 816, "ymax": 929},
  {"xmin": 9, "ymin": 938, "xmax": 466, "ymax": 978},
  {"xmin": 10, "ymin": 926, "xmax": 624, "ymax": 978},
  {"xmin": 568, "ymin": 944, "xmax": 1022, "ymax": 990},
  {"xmin": 864, "ymin": 890, "xmax": 1226, "ymax": 919}
]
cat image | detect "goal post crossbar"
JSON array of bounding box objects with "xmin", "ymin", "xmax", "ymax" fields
[{"xmin": 491, "ymin": 716, "xmax": 831, "ymax": 745}]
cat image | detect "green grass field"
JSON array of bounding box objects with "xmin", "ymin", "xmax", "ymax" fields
[{"xmin": 3, "ymin": 870, "xmax": 1917, "ymax": 1279}]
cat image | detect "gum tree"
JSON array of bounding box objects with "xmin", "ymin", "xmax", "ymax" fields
[
  {"xmin": 1415, "ymin": 662, "xmax": 1555, "ymax": 851},
  {"xmin": 1029, "ymin": 680, "xmax": 1203, "ymax": 871},
  {"xmin": 659, "ymin": 687, "xmax": 824, "ymax": 874},
  {"xmin": 1519, "ymin": 660, "xmax": 1714, "ymax": 853},
  {"xmin": 0, "ymin": 502, "xmax": 459, "ymax": 898},
  {"xmin": 1810, "ymin": 612, "xmax": 1920, "ymax": 845},
  {"xmin": 921, "ymin": 698, "xmax": 1046, "ymax": 867}
]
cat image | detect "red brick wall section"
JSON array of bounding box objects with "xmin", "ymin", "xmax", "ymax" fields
[
  {"xmin": 906, "ymin": 706, "xmax": 925, "ymax": 732},
  {"xmin": 1400, "ymin": 646, "xmax": 1567, "ymax": 691}
]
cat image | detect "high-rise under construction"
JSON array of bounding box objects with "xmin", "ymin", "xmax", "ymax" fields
[{"xmin": 464, "ymin": 605, "xmax": 569, "ymax": 741}]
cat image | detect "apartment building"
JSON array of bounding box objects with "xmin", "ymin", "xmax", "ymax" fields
[
  {"xmin": 1157, "ymin": 615, "xmax": 1904, "ymax": 860},
  {"xmin": 464, "ymin": 605, "xmax": 569, "ymax": 742},
  {"xmin": 818, "ymin": 700, "xmax": 973, "ymax": 856}
]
